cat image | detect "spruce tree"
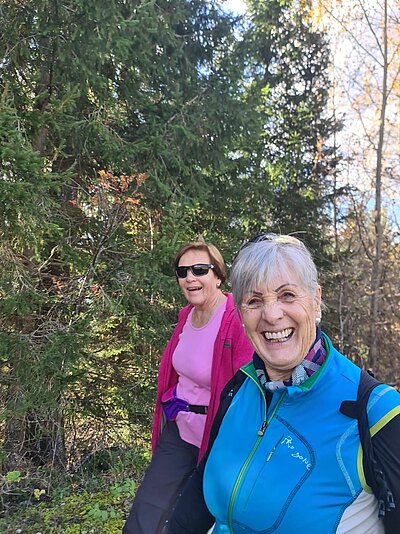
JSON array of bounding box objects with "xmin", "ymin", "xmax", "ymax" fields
[{"xmin": 0, "ymin": 0, "xmax": 245, "ymax": 467}]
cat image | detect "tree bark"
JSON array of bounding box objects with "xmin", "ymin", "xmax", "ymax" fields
[{"xmin": 368, "ymin": 0, "xmax": 388, "ymax": 371}]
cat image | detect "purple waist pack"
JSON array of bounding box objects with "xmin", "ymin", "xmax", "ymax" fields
[{"xmin": 161, "ymin": 385, "xmax": 189, "ymax": 421}]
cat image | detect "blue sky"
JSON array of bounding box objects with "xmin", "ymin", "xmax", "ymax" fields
[{"xmin": 223, "ymin": 0, "xmax": 246, "ymax": 14}]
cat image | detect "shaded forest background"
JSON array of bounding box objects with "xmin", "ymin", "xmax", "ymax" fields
[{"xmin": 0, "ymin": 0, "xmax": 399, "ymax": 531}]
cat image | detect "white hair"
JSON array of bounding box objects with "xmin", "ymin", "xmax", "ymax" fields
[{"xmin": 231, "ymin": 237, "xmax": 320, "ymax": 307}]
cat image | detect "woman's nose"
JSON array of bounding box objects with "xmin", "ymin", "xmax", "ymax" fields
[
  {"xmin": 185, "ymin": 269, "xmax": 196, "ymax": 281},
  {"xmin": 261, "ymin": 300, "xmax": 284, "ymax": 321}
]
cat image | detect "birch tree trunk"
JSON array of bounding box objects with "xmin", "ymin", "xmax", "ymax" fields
[{"xmin": 368, "ymin": 0, "xmax": 388, "ymax": 370}]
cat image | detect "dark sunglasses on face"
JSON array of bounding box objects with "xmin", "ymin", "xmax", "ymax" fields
[{"xmin": 176, "ymin": 264, "xmax": 215, "ymax": 278}]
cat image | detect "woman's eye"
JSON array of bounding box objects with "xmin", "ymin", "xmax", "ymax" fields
[
  {"xmin": 280, "ymin": 292, "xmax": 296, "ymax": 302},
  {"xmin": 247, "ymin": 298, "xmax": 262, "ymax": 308}
]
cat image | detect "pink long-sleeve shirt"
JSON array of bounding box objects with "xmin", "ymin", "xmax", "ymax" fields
[
  {"xmin": 151, "ymin": 293, "xmax": 253, "ymax": 460},
  {"xmin": 173, "ymin": 300, "xmax": 227, "ymax": 447}
]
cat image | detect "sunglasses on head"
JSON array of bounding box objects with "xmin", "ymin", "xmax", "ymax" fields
[
  {"xmin": 248, "ymin": 232, "xmax": 303, "ymax": 245},
  {"xmin": 238, "ymin": 232, "xmax": 303, "ymax": 252},
  {"xmin": 176, "ymin": 264, "xmax": 215, "ymax": 278},
  {"xmin": 232, "ymin": 232, "xmax": 304, "ymax": 261}
]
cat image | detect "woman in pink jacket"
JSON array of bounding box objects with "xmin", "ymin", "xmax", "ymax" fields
[{"xmin": 123, "ymin": 239, "xmax": 253, "ymax": 534}]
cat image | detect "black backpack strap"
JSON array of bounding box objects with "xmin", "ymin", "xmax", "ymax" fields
[
  {"xmin": 340, "ymin": 369, "xmax": 395, "ymax": 517},
  {"xmin": 207, "ymin": 369, "xmax": 248, "ymax": 452}
]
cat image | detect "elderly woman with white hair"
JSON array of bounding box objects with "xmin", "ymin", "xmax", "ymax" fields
[{"xmin": 167, "ymin": 233, "xmax": 400, "ymax": 534}]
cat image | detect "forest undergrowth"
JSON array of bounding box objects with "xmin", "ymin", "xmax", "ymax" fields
[{"xmin": 0, "ymin": 442, "xmax": 150, "ymax": 533}]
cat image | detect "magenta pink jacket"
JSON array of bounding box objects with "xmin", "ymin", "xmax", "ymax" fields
[{"xmin": 151, "ymin": 293, "xmax": 253, "ymax": 460}]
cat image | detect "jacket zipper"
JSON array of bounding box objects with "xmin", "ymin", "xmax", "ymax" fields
[{"xmin": 227, "ymin": 373, "xmax": 286, "ymax": 532}]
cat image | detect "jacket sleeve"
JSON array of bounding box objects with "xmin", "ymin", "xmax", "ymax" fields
[
  {"xmin": 167, "ymin": 372, "xmax": 246, "ymax": 533},
  {"xmin": 151, "ymin": 307, "xmax": 191, "ymax": 454},
  {"xmin": 167, "ymin": 455, "xmax": 213, "ymax": 534},
  {"xmin": 371, "ymin": 414, "xmax": 400, "ymax": 533},
  {"xmin": 230, "ymin": 309, "xmax": 253, "ymax": 373}
]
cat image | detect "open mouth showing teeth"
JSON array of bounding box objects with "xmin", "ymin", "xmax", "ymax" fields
[
  {"xmin": 263, "ymin": 328, "xmax": 294, "ymax": 343},
  {"xmin": 187, "ymin": 287, "xmax": 201, "ymax": 292}
]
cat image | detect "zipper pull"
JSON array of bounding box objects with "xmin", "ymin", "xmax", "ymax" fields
[
  {"xmin": 266, "ymin": 448, "xmax": 276, "ymax": 462},
  {"xmin": 266, "ymin": 434, "xmax": 284, "ymax": 462},
  {"xmin": 258, "ymin": 421, "xmax": 267, "ymax": 436}
]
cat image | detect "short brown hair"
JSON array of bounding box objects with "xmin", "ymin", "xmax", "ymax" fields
[{"xmin": 174, "ymin": 237, "xmax": 227, "ymax": 285}]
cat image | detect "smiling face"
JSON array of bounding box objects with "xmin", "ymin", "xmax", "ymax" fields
[
  {"xmin": 241, "ymin": 270, "xmax": 321, "ymax": 381},
  {"xmin": 177, "ymin": 249, "xmax": 222, "ymax": 311}
]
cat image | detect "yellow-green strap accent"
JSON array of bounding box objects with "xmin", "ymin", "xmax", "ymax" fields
[{"xmin": 358, "ymin": 405, "xmax": 400, "ymax": 492}]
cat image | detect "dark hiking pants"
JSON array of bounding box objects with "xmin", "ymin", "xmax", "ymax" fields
[{"xmin": 122, "ymin": 421, "xmax": 199, "ymax": 534}]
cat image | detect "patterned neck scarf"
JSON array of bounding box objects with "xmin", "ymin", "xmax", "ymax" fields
[{"xmin": 255, "ymin": 327, "xmax": 326, "ymax": 392}]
